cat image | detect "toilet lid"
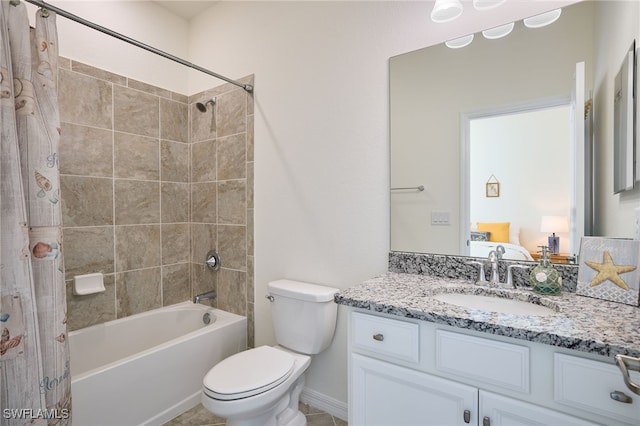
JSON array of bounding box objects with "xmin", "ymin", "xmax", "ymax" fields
[{"xmin": 203, "ymin": 346, "xmax": 295, "ymax": 401}]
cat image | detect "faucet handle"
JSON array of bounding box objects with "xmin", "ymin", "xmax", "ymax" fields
[
  {"xmin": 467, "ymin": 261, "xmax": 487, "ymax": 284},
  {"xmin": 507, "ymin": 264, "xmax": 530, "ymax": 289}
]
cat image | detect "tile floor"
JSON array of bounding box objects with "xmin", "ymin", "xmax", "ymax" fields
[{"xmin": 164, "ymin": 402, "xmax": 347, "ymax": 426}]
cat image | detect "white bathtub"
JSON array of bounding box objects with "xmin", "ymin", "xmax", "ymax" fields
[{"xmin": 69, "ymin": 301, "xmax": 247, "ymax": 426}]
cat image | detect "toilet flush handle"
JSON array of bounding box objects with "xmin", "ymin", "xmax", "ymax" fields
[{"xmin": 266, "ymin": 295, "xmax": 274, "ymax": 302}]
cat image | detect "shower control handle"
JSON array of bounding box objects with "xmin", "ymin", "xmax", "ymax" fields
[{"xmin": 205, "ymin": 250, "xmax": 221, "ymax": 272}]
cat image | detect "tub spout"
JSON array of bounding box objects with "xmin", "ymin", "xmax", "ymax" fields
[{"xmin": 193, "ymin": 290, "xmax": 217, "ymax": 304}]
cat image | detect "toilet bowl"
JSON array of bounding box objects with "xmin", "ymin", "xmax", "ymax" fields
[
  {"xmin": 200, "ymin": 279, "xmax": 339, "ymax": 426},
  {"xmin": 201, "ymin": 345, "xmax": 310, "ymax": 426}
]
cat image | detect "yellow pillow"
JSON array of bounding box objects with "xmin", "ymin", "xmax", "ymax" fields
[{"xmin": 477, "ymin": 222, "xmax": 510, "ymax": 243}]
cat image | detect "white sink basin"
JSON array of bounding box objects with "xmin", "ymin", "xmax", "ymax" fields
[{"xmin": 433, "ymin": 293, "xmax": 556, "ymax": 316}]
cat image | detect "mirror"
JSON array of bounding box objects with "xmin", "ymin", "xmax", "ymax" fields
[
  {"xmin": 613, "ymin": 40, "xmax": 636, "ymax": 194},
  {"xmin": 390, "ymin": 1, "xmax": 639, "ymax": 263}
]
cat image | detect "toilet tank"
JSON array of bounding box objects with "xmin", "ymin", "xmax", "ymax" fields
[{"xmin": 268, "ymin": 279, "xmax": 339, "ymax": 355}]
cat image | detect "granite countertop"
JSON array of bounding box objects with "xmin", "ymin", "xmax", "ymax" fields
[{"xmin": 336, "ymin": 272, "xmax": 640, "ymax": 359}]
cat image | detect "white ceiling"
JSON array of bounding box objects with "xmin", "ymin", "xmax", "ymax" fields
[{"xmin": 154, "ymin": 0, "xmax": 216, "ymax": 20}]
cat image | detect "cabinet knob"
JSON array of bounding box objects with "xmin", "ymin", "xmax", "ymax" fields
[
  {"xmin": 463, "ymin": 409, "xmax": 471, "ymax": 423},
  {"xmin": 373, "ymin": 333, "xmax": 384, "ymax": 341},
  {"xmin": 482, "ymin": 416, "xmax": 491, "ymax": 426},
  {"xmin": 610, "ymin": 390, "xmax": 633, "ymax": 404}
]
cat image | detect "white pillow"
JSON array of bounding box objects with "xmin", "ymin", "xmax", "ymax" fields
[{"xmin": 509, "ymin": 226, "xmax": 521, "ymax": 245}]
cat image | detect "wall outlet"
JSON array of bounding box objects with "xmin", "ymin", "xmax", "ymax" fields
[
  {"xmin": 431, "ymin": 211, "xmax": 450, "ymax": 226},
  {"xmin": 635, "ymin": 207, "xmax": 640, "ymax": 240}
]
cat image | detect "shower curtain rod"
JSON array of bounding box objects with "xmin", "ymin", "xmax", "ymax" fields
[{"xmin": 18, "ymin": 0, "xmax": 254, "ymax": 92}]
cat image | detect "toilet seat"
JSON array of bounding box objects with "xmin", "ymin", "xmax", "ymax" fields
[{"xmin": 203, "ymin": 346, "xmax": 295, "ymax": 401}]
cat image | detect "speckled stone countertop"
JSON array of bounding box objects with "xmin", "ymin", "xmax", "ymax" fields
[{"xmin": 336, "ymin": 272, "xmax": 640, "ymax": 359}]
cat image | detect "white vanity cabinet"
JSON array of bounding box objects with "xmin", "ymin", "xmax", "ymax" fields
[
  {"xmin": 351, "ymin": 353, "xmax": 477, "ymax": 425},
  {"xmin": 348, "ymin": 311, "xmax": 635, "ymax": 426}
]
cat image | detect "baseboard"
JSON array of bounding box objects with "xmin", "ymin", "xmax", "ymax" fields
[{"xmin": 300, "ymin": 387, "xmax": 348, "ymax": 422}]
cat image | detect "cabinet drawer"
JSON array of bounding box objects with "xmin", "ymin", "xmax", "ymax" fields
[
  {"xmin": 351, "ymin": 312, "xmax": 419, "ymax": 363},
  {"xmin": 435, "ymin": 330, "xmax": 530, "ymax": 393},
  {"xmin": 554, "ymin": 353, "xmax": 640, "ymax": 424}
]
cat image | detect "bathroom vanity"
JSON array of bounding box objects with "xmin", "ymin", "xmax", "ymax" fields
[{"xmin": 337, "ymin": 267, "xmax": 640, "ymax": 426}]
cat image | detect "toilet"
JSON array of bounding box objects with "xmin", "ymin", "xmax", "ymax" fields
[{"xmin": 201, "ymin": 279, "xmax": 339, "ymax": 426}]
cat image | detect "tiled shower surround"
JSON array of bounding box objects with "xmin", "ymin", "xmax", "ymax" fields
[{"xmin": 58, "ymin": 57, "xmax": 254, "ymax": 346}]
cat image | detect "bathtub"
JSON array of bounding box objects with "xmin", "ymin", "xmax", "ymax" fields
[{"xmin": 69, "ymin": 301, "xmax": 247, "ymax": 426}]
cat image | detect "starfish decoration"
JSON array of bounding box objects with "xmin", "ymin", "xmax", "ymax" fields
[{"xmin": 585, "ymin": 251, "xmax": 637, "ymax": 290}]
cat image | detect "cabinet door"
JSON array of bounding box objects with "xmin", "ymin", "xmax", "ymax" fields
[
  {"xmin": 351, "ymin": 354, "xmax": 477, "ymax": 426},
  {"xmin": 479, "ymin": 391, "xmax": 600, "ymax": 426}
]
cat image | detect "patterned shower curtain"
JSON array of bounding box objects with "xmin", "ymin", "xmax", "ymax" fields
[{"xmin": 0, "ymin": 2, "xmax": 71, "ymax": 425}]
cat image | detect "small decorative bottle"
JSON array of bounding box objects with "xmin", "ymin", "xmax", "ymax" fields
[{"xmin": 530, "ymin": 246, "xmax": 562, "ymax": 295}]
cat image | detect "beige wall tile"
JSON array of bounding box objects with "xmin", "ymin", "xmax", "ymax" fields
[
  {"xmin": 116, "ymin": 268, "xmax": 162, "ymax": 317},
  {"xmin": 128, "ymin": 78, "xmax": 172, "ymax": 99},
  {"xmin": 114, "ymin": 132, "xmax": 159, "ymax": 180},
  {"xmin": 218, "ymin": 225, "xmax": 246, "ymax": 271},
  {"xmin": 191, "ymin": 103, "xmax": 217, "ymax": 143},
  {"xmin": 217, "ymin": 133, "xmax": 246, "ymax": 180},
  {"xmin": 59, "ymin": 69, "xmax": 112, "ymax": 129},
  {"xmin": 161, "ymin": 141, "xmax": 189, "ymax": 183},
  {"xmin": 171, "ymin": 92, "xmax": 188, "ymax": 104},
  {"xmin": 217, "ymin": 268, "xmax": 246, "ymax": 316},
  {"xmin": 59, "ymin": 56, "xmax": 71, "ymax": 70},
  {"xmin": 247, "ymin": 302, "xmax": 255, "ymax": 348},
  {"xmin": 190, "ymin": 223, "xmax": 217, "ymax": 264},
  {"xmin": 218, "ymin": 180, "xmax": 246, "ymax": 225},
  {"xmin": 71, "ymin": 61, "xmax": 127, "ymax": 86},
  {"xmin": 191, "ymin": 140, "xmax": 216, "ymax": 182},
  {"xmin": 65, "ymin": 274, "xmax": 116, "ymax": 331},
  {"xmin": 114, "ymin": 85, "xmax": 159, "ymax": 137},
  {"xmin": 59, "ymin": 66, "xmax": 254, "ymax": 335},
  {"xmin": 247, "ymin": 209, "xmax": 254, "ymax": 256},
  {"xmin": 115, "ymin": 225, "xmax": 161, "ymax": 272},
  {"xmin": 162, "ymin": 263, "xmax": 191, "ymax": 305},
  {"xmin": 114, "ymin": 180, "xmax": 160, "ymax": 225},
  {"xmin": 247, "ymin": 163, "xmax": 254, "ymax": 209},
  {"xmin": 161, "ymin": 98, "xmax": 188, "ymax": 143},
  {"xmin": 247, "ymin": 256, "xmax": 254, "ymax": 304},
  {"xmin": 162, "ymin": 223, "xmax": 190, "ymax": 264},
  {"xmin": 191, "ymin": 182, "xmax": 217, "ymax": 223},
  {"xmin": 247, "ymin": 114, "xmax": 254, "ymax": 162},
  {"xmin": 217, "ymin": 89, "xmax": 246, "ymax": 137},
  {"xmin": 59, "ymin": 123, "xmax": 113, "ymax": 177},
  {"xmin": 161, "ymin": 182, "xmax": 189, "ymax": 223},
  {"xmin": 63, "ymin": 226, "xmax": 114, "ymax": 277},
  {"xmin": 61, "ymin": 175, "xmax": 113, "ymax": 227}
]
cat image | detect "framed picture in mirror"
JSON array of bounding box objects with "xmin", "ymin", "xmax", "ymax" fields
[{"xmin": 485, "ymin": 175, "xmax": 500, "ymax": 198}]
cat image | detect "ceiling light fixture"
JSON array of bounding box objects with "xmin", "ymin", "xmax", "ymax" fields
[
  {"xmin": 523, "ymin": 8, "xmax": 562, "ymax": 28},
  {"xmin": 431, "ymin": 0, "xmax": 464, "ymax": 23},
  {"xmin": 445, "ymin": 34, "xmax": 474, "ymax": 49},
  {"xmin": 482, "ymin": 22, "xmax": 514, "ymax": 39},
  {"xmin": 473, "ymin": 0, "xmax": 506, "ymax": 11}
]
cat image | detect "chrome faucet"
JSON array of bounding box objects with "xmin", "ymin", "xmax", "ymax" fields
[
  {"xmin": 193, "ymin": 290, "xmax": 217, "ymax": 304},
  {"xmin": 507, "ymin": 264, "xmax": 530, "ymax": 289},
  {"xmin": 487, "ymin": 250, "xmax": 500, "ymax": 286},
  {"xmin": 487, "ymin": 245, "xmax": 506, "ymax": 287}
]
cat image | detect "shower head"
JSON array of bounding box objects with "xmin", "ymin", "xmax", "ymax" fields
[{"xmin": 196, "ymin": 97, "xmax": 216, "ymax": 112}]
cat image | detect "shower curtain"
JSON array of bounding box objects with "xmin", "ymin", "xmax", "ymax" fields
[{"xmin": 0, "ymin": 2, "xmax": 71, "ymax": 425}]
